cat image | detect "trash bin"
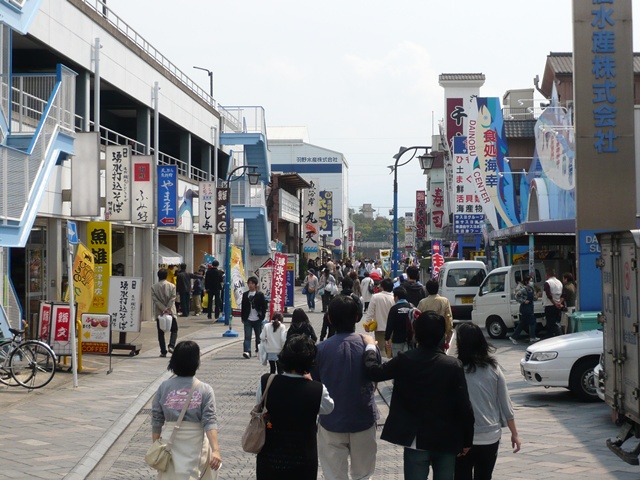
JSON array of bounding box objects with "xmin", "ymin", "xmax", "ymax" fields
[{"xmin": 569, "ymin": 311, "xmax": 600, "ymax": 332}]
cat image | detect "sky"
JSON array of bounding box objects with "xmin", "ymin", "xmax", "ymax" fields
[{"xmin": 107, "ymin": 0, "xmax": 640, "ymax": 218}]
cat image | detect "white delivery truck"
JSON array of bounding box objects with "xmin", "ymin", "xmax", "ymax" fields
[
  {"xmin": 597, "ymin": 230, "xmax": 640, "ymax": 465},
  {"xmin": 437, "ymin": 260, "xmax": 487, "ymax": 321},
  {"xmin": 471, "ymin": 263, "xmax": 546, "ymax": 338}
]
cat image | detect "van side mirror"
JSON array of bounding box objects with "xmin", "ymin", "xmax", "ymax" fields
[{"xmin": 477, "ymin": 289, "xmax": 483, "ymax": 297}]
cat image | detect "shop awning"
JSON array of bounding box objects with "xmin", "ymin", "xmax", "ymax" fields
[{"xmin": 112, "ymin": 244, "xmax": 183, "ymax": 266}]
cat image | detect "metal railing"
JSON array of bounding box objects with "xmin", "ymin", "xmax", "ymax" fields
[
  {"xmin": 79, "ymin": 0, "xmax": 241, "ymax": 132},
  {"xmin": 230, "ymin": 179, "xmax": 266, "ymax": 209},
  {"xmin": 221, "ymin": 106, "xmax": 267, "ymax": 137}
]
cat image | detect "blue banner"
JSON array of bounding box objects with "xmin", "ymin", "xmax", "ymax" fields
[
  {"xmin": 157, "ymin": 165, "xmax": 177, "ymax": 227},
  {"xmin": 578, "ymin": 230, "xmax": 603, "ymax": 311}
]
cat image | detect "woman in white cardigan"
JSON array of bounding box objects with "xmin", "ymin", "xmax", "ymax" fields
[{"xmin": 260, "ymin": 312, "xmax": 288, "ymax": 374}]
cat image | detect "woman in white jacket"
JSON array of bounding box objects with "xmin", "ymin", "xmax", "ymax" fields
[{"xmin": 260, "ymin": 312, "xmax": 288, "ymax": 374}]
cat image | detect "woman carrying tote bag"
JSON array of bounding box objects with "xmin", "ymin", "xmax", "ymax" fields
[{"xmin": 151, "ymin": 341, "xmax": 222, "ymax": 479}]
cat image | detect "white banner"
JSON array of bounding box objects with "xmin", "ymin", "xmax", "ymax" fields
[
  {"xmin": 404, "ymin": 215, "xmax": 415, "ymax": 249},
  {"xmin": 105, "ymin": 145, "xmax": 132, "ymax": 221},
  {"xmin": 131, "ymin": 155, "xmax": 154, "ymax": 224},
  {"xmin": 199, "ymin": 181, "xmax": 216, "ymax": 233},
  {"xmin": 108, "ymin": 276, "xmax": 143, "ymax": 333},
  {"xmin": 303, "ymin": 177, "xmax": 320, "ymax": 253}
]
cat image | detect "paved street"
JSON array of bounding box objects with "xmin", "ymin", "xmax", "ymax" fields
[{"xmin": 2, "ymin": 290, "xmax": 640, "ymax": 479}]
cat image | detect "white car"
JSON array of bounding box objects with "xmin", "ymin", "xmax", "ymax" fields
[{"xmin": 520, "ymin": 329, "xmax": 603, "ymax": 402}]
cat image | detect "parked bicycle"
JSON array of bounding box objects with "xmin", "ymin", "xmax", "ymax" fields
[{"xmin": 0, "ymin": 327, "xmax": 57, "ymax": 389}]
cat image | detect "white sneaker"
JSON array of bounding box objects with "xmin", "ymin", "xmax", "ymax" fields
[
  {"xmin": 242, "ymin": 352, "xmax": 250, "ymax": 359},
  {"xmin": 529, "ymin": 337, "xmax": 541, "ymax": 343},
  {"xmin": 509, "ymin": 337, "xmax": 518, "ymax": 345}
]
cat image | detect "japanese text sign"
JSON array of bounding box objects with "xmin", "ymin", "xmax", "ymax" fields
[
  {"xmin": 108, "ymin": 277, "xmax": 143, "ymax": 333},
  {"xmin": 215, "ymin": 187, "xmax": 229, "ymax": 235},
  {"xmin": 81, "ymin": 313, "xmax": 112, "ymax": 354},
  {"xmin": 157, "ymin": 165, "xmax": 178, "ymax": 227},
  {"xmin": 87, "ymin": 222, "xmax": 112, "ymax": 314},
  {"xmin": 198, "ymin": 182, "xmax": 216, "ymax": 233},
  {"xmin": 269, "ymin": 253, "xmax": 288, "ymax": 320},
  {"xmin": 415, "ymin": 191, "xmax": 427, "ymax": 240},
  {"xmin": 38, "ymin": 302, "xmax": 52, "ymax": 342},
  {"xmin": 105, "ymin": 145, "xmax": 131, "ymax": 221},
  {"xmin": 303, "ymin": 178, "xmax": 320, "ymax": 253},
  {"xmin": 453, "ymin": 136, "xmax": 484, "ymax": 234},
  {"xmin": 131, "ymin": 155, "xmax": 154, "ymax": 224},
  {"xmin": 318, "ymin": 190, "xmax": 333, "ymax": 235},
  {"xmin": 50, "ymin": 303, "xmax": 73, "ymax": 357}
]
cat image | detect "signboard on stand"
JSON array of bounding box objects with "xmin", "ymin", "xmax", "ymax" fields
[
  {"xmin": 81, "ymin": 313, "xmax": 112, "ymax": 354},
  {"xmin": 38, "ymin": 302, "xmax": 52, "ymax": 343},
  {"xmin": 108, "ymin": 277, "xmax": 143, "ymax": 333},
  {"xmin": 49, "ymin": 303, "xmax": 74, "ymax": 357}
]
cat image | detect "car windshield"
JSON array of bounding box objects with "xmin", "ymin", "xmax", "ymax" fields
[
  {"xmin": 445, "ymin": 268, "xmax": 486, "ymax": 287},
  {"xmin": 480, "ymin": 272, "xmax": 506, "ymax": 295}
]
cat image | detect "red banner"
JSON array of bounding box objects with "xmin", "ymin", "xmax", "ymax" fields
[
  {"xmin": 415, "ymin": 191, "xmax": 427, "ymax": 240},
  {"xmin": 38, "ymin": 302, "xmax": 52, "ymax": 342},
  {"xmin": 269, "ymin": 253, "xmax": 288, "ymax": 320}
]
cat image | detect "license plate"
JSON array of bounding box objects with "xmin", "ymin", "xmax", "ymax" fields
[{"xmin": 461, "ymin": 296, "xmax": 474, "ymax": 304}]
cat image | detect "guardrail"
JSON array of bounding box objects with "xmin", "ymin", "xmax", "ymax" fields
[{"xmin": 79, "ymin": 0, "xmax": 241, "ymax": 133}]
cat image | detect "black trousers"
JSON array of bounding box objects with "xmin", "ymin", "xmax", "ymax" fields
[
  {"xmin": 544, "ymin": 305, "xmax": 562, "ymax": 337},
  {"xmin": 207, "ymin": 290, "xmax": 222, "ymax": 319},
  {"xmin": 156, "ymin": 316, "xmax": 178, "ymax": 355},
  {"xmin": 455, "ymin": 441, "xmax": 500, "ymax": 480}
]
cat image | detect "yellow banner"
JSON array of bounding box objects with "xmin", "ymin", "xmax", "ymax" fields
[
  {"xmin": 87, "ymin": 222, "xmax": 112, "ymax": 313},
  {"xmin": 230, "ymin": 246, "xmax": 246, "ymax": 310},
  {"xmin": 65, "ymin": 243, "xmax": 95, "ymax": 321},
  {"xmin": 379, "ymin": 249, "xmax": 391, "ymax": 276}
]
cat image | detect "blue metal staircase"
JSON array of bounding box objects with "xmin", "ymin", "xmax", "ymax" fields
[{"xmin": 0, "ymin": 64, "xmax": 77, "ymax": 247}]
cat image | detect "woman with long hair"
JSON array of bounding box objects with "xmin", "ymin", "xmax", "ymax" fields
[
  {"xmin": 455, "ymin": 323, "xmax": 521, "ymax": 480},
  {"xmin": 286, "ymin": 308, "xmax": 317, "ymax": 343},
  {"xmin": 151, "ymin": 341, "xmax": 221, "ymax": 478},
  {"xmin": 260, "ymin": 312, "xmax": 288, "ymax": 374}
]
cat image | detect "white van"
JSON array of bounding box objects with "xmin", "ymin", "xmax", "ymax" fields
[
  {"xmin": 471, "ymin": 263, "xmax": 546, "ymax": 338},
  {"xmin": 437, "ymin": 260, "xmax": 487, "ymax": 320}
]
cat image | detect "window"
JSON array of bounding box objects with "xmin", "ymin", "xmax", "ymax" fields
[
  {"xmin": 480, "ymin": 272, "xmax": 506, "ymax": 295},
  {"xmin": 514, "ymin": 269, "xmax": 542, "ymax": 284},
  {"xmin": 446, "ymin": 268, "xmax": 486, "ymax": 288}
]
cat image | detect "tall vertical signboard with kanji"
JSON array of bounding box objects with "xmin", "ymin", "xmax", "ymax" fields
[
  {"xmin": 303, "ymin": 178, "xmax": 320, "ymax": 253},
  {"xmin": 573, "ymin": 0, "xmax": 635, "ymax": 311},
  {"xmin": 157, "ymin": 165, "xmax": 178, "ymax": 227},
  {"xmin": 215, "ymin": 187, "xmax": 229, "ymax": 234},
  {"xmin": 453, "ymin": 136, "xmax": 484, "ymax": 235},
  {"xmin": 87, "ymin": 222, "xmax": 112, "ymax": 314},
  {"xmin": 131, "ymin": 156, "xmax": 153, "ymax": 224},
  {"xmin": 108, "ymin": 277, "xmax": 143, "ymax": 333},
  {"xmin": 105, "ymin": 145, "xmax": 131, "ymax": 221},
  {"xmin": 269, "ymin": 253, "xmax": 288, "ymax": 320},
  {"xmin": 415, "ymin": 191, "xmax": 427, "ymax": 242},
  {"xmin": 199, "ymin": 182, "xmax": 216, "ymax": 233},
  {"xmin": 318, "ymin": 190, "xmax": 333, "ymax": 236}
]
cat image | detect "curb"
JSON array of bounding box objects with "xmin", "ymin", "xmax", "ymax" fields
[{"xmin": 66, "ymin": 335, "xmax": 243, "ymax": 480}]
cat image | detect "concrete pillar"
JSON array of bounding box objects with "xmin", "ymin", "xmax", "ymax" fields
[
  {"xmin": 75, "ymin": 71, "xmax": 91, "ymax": 132},
  {"xmin": 201, "ymin": 144, "xmax": 212, "ymax": 180},
  {"xmin": 180, "ymin": 131, "xmax": 192, "ymax": 177}
]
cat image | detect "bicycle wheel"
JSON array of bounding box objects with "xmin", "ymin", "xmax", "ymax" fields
[
  {"xmin": 0, "ymin": 340, "xmax": 20, "ymax": 387},
  {"xmin": 10, "ymin": 341, "xmax": 57, "ymax": 389}
]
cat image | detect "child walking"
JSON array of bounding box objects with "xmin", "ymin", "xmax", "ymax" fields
[{"xmin": 260, "ymin": 312, "xmax": 288, "ymax": 374}]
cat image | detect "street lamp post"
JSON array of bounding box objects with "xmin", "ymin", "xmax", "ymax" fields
[
  {"xmin": 222, "ymin": 165, "xmax": 260, "ymax": 338},
  {"xmin": 193, "ymin": 65, "xmax": 214, "ymax": 99},
  {"xmin": 390, "ymin": 146, "xmax": 435, "ymax": 278}
]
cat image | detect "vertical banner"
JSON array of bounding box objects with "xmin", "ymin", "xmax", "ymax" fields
[
  {"xmin": 105, "ymin": 145, "xmax": 131, "ymax": 221},
  {"xmin": 198, "ymin": 181, "xmax": 216, "ymax": 233},
  {"xmin": 131, "ymin": 155, "xmax": 153, "ymax": 224},
  {"xmin": 446, "ymin": 98, "xmax": 466, "ymax": 149},
  {"xmin": 258, "ymin": 267, "xmax": 272, "ymax": 299},
  {"xmin": 303, "ymin": 178, "xmax": 320, "ymax": 252},
  {"xmin": 215, "ymin": 187, "xmax": 229, "ymax": 234},
  {"xmin": 429, "ymin": 181, "xmax": 445, "ymax": 237},
  {"xmin": 269, "ymin": 253, "xmax": 288, "ymax": 320},
  {"xmin": 50, "ymin": 303, "xmax": 73, "ymax": 356},
  {"xmin": 157, "ymin": 165, "xmax": 178, "ymax": 227},
  {"xmin": 68, "ymin": 244, "xmax": 95, "ymax": 322},
  {"xmin": 453, "ymin": 136, "xmax": 484, "ymax": 234},
  {"xmin": 108, "ymin": 277, "xmax": 143, "ymax": 332},
  {"xmin": 81, "ymin": 313, "xmax": 112, "ymax": 354},
  {"xmin": 229, "ymin": 246, "xmax": 247, "ymax": 310},
  {"xmin": 379, "ymin": 249, "xmax": 391, "ymax": 277},
  {"xmin": 318, "ymin": 190, "xmax": 333, "ymax": 235},
  {"xmin": 431, "ymin": 239, "xmax": 445, "ymax": 278},
  {"xmin": 38, "ymin": 302, "xmax": 52, "ymax": 342},
  {"xmin": 404, "ymin": 213, "xmax": 415, "ymax": 249},
  {"xmin": 87, "ymin": 222, "xmax": 112, "ymax": 313},
  {"xmin": 415, "ymin": 191, "xmax": 427, "ymax": 241}
]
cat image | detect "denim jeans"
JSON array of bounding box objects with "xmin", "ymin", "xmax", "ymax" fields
[
  {"xmin": 511, "ymin": 311, "xmax": 536, "ymax": 339},
  {"xmin": 306, "ymin": 292, "xmax": 316, "ymax": 310},
  {"xmin": 243, "ymin": 320, "xmax": 263, "ymax": 354},
  {"xmin": 404, "ymin": 447, "xmax": 456, "ymax": 480},
  {"xmin": 454, "ymin": 441, "xmax": 499, "ymax": 480}
]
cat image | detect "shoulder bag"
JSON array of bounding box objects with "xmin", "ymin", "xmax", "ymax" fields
[
  {"xmin": 242, "ymin": 374, "xmax": 276, "ymax": 454},
  {"xmin": 145, "ymin": 379, "xmax": 199, "ymax": 471}
]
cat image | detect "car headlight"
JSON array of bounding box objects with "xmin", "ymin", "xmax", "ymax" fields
[{"xmin": 530, "ymin": 351, "xmax": 558, "ymax": 361}]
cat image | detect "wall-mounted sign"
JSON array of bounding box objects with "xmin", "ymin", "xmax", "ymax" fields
[
  {"xmin": 131, "ymin": 155, "xmax": 154, "ymax": 224},
  {"xmin": 105, "ymin": 145, "xmax": 131, "ymax": 221},
  {"xmin": 199, "ymin": 182, "xmax": 216, "ymax": 233},
  {"xmin": 215, "ymin": 187, "xmax": 229, "ymax": 235},
  {"xmin": 157, "ymin": 165, "xmax": 178, "ymax": 227}
]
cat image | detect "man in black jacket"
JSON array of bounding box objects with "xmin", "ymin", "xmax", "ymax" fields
[
  {"xmin": 384, "ymin": 287, "xmax": 414, "ymax": 357},
  {"xmin": 241, "ymin": 276, "xmax": 267, "ymax": 359},
  {"xmin": 204, "ymin": 260, "xmax": 224, "ymax": 320},
  {"xmin": 363, "ymin": 311, "xmax": 474, "ymax": 479},
  {"xmin": 403, "ymin": 266, "xmax": 426, "ymax": 308}
]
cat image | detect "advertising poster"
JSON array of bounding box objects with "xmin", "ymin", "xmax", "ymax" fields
[
  {"xmin": 157, "ymin": 165, "xmax": 178, "ymax": 227},
  {"xmin": 318, "ymin": 190, "xmax": 333, "ymax": 235},
  {"xmin": 379, "ymin": 249, "xmax": 391, "ymax": 277},
  {"xmin": 303, "ymin": 178, "xmax": 320, "ymax": 253},
  {"xmin": 105, "ymin": 145, "xmax": 131, "ymax": 221},
  {"xmin": 107, "ymin": 277, "xmax": 143, "ymax": 333},
  {"xmin": 415, "ymin": 191, "xmax": 427, "ymax": 240},
  {"xmin": 269, "ymin": 253, "xmax": 288, "ymax": 320},
  {"xmin": 198, "ymin": 182, "xmax": 216, "ymax": 233},
  {"xmin": 81, "ymin": 313, "xmax": 112, "ymax": 354},
  {"xmin": 431, "ymin": 240, "xmax": 445, "ymax": 279},
  {"xmin": 229, "ymin": 246, "xmax": 247, "ymax": 310},
  {"xmin": 65, "ymin": 243, "xmax": 95, "ymax": 322},
  {"xmin": 50, "ymin": 303, "xmax": 73, "ymax": 357},
  {"xmin": 131, "ymin": 155, "xmax": 153, "ymax": 224},
  {"xmin": 87, "ymin": 221, "xmax": 112, "ymax": 314}
]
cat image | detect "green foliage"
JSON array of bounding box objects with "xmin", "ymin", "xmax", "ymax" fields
[{"xmin": 351, "ymin": 212, "xmax": 406, "ymax": 243}]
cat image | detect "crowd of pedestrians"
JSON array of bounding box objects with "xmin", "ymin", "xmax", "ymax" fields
[{"xmin": 149, "ymin": 256, "xmax": 527, "ymax": 479}]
